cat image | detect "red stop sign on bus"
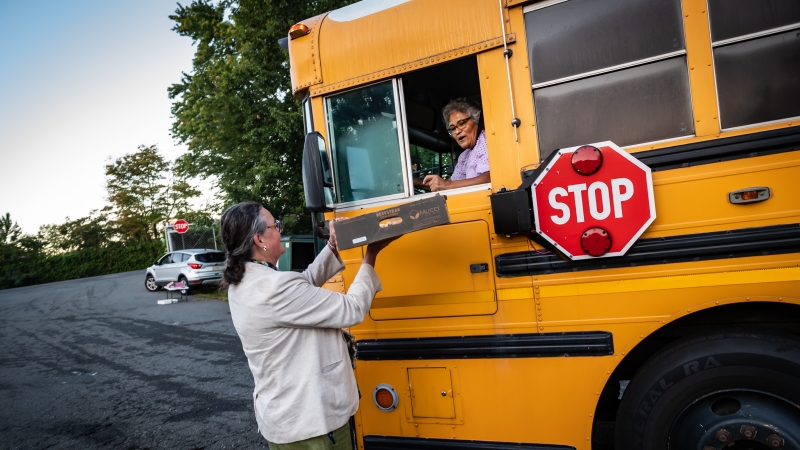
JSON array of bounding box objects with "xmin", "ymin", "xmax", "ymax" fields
[
  {"xmin": 531, "ymin": 141, "xmax": 655, "ymax": 260},
  {"xmin": 174, "ymin": 219, "xmax": 189, "ymax": 234}
]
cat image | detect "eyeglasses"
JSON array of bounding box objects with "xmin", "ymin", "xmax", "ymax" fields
[
  {"xmin": 447, "ymin": 117, "xmax": 471, "ymax": 135},
  {"xmin": 264, "ymin": 219, "xmax": 283, "ymax": 234}
]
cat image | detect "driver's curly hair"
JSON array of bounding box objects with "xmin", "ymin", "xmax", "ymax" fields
[{"xmin": 442, "ymin": 98, "xmax": 481, "ymax": 127}]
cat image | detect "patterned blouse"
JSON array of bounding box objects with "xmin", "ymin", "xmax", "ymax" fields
[{"xmin": 451, "ymin": 130, "xmax": 490, "ymax": 181}]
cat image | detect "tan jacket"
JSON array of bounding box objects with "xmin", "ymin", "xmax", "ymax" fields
[{"xmin": 228, "ymin": 246, "xmax": 381, "ymax": 444}]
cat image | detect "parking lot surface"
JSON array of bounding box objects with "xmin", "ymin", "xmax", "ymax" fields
[{"xmin": 0, "ymin": 271, "xmax": 267, "ymax": 449}]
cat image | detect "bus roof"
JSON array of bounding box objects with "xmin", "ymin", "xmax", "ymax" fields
[{"xmin": 288, "ymin": 0, "xmax": 515, "ymax": 99}]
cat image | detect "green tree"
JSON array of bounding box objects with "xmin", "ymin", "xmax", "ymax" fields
[
  {"xmin": 105, "ymin": 145, "xmax": 201, "ymax": 242},
  {"xmin": 37, "ymin": 207, "xmax": 118, "ymax": 254},
  {"xmin": 0, "ymin": 213, "xmax": 22, "ymax": 244},
  {"xmin": 169, "ymin": 0, "xmax": 355, "ymax": 234}
]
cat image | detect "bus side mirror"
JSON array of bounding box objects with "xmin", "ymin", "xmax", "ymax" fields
[{"xmin": 302, "ymin": 132, "xmax": 335, "ymax": 212}]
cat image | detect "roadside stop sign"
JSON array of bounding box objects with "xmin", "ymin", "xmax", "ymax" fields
[
  {"xmin": 531, "ymin": 141, "xmax": 655, "ymax": 260},
  {"xmin": 174, "ymin": 219, "xmax": 189, "ymax": 234}
]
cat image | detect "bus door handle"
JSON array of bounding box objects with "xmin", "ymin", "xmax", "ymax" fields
[{"xmin": 470, "ymin": 263, "xmax": 489, "ymax": 273}]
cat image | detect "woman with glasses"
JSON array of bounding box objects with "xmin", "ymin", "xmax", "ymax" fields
[
  {"xmin": 219, "ymin": 201, "xmax": 395, "ymax": 449},
  {"xmin": 417, "ymin": 98, "xmax": 491, "ymax": 192}
]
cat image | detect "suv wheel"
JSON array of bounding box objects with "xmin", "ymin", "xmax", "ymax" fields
[{"xmin": 145, "ymin": 274, "xmax": 160, "ymax": 292}]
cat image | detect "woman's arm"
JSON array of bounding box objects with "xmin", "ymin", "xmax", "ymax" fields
[
  {"xmin": 298, "ymin": 220, "xmax": 344, "ymax": 287},
  {"xmin": 270, "ymin": 239, "xmax": 395, "ymax": 328},
  {"xmin": 423, "ymin": 171, "xmax": 490, "ymax": 192}
]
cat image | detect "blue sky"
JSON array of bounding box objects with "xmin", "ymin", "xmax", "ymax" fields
[{"xmin": 0, "ymin": 0, "xmax": 203, "ymax": 233}]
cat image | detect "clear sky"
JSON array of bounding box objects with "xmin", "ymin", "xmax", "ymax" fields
[{"xmin": 0, "ymin": 0, "xmax": 202, "ymax": 234}]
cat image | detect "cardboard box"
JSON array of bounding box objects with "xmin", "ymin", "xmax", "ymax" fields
[{"xmin": 335, "ymin": 195, "xmax": 450, "ymax": 250}]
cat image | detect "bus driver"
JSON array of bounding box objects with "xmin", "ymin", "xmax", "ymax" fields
[{"xmin": 419, "ymin": 99, "xmax": 491, "ymax": 192}]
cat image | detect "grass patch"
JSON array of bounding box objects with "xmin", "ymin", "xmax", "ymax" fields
[{"xmin": 192, "ymin": 285, "xmax": 228, "ymax": 301}]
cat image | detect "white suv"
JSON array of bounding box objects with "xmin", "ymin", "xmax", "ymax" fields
[{"xmin": 145, "ymin": 249, "xmax": 225, "ymax": 293}]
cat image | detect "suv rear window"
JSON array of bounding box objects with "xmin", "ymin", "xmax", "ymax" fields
[{"xmin": 195, "ymin": 252, "xmax": 225, "ymax": 263}]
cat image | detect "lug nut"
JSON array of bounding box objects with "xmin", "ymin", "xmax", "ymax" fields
[
  {"xmin": 716, "ymin": 429, "xmax": 732, "ymax": 443},
  {"xmin": 740, "ymin": 425, "xmax": 756, "ymax": 439},
  {"xmin": 766, "ymin": 434, "xmax": 784, "ymax": 448}
]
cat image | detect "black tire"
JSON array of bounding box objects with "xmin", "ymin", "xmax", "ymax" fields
[
  {"xmin": 178, "ymin": 276, "xmax": 191, "ymax": 296},
  {"xmin": 145, "ymin": 274, "xmax": 160, "ymax": 292},
  {"xmin": 615, "ymin": 329, "xmax": 800, "ymax": 450}
]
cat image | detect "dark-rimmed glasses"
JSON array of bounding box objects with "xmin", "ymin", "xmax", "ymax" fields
[
  {"xmin": 264, "ymin": 219, "xmax": 283, "ymax": 233},
  {"xmin": 447, "ymin": 117, "xmax": 471, "ymax": 136}
]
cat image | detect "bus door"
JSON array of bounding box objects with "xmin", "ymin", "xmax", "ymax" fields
[{"xmin": 322, "ymin": 61, "xmax": 497, "ymax": 320}]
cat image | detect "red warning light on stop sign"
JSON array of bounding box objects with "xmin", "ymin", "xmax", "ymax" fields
[
  {"xmin": 531, "ymin": 141, "xmax": 655, "ymax": 260},
  {"xmin": 174, "ymin": 219, "xmax": 189, "ymax": 234}
]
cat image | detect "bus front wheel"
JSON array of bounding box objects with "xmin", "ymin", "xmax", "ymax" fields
[{"xmin": 614, "ymin": 330, "xmax": 800, "ymax": 450}]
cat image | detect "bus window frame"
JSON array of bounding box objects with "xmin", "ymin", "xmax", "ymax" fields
[
  {"xmin": 323, "ymin": 78, "xmax": 411, "ymax": 209},
  {"xmin": 524, "ymin": 0, "xmax": 696, "ymax": 157},
  {"xmin": 710, "ymin": 22, "xmax": 800, "ymax": 133},
  {"xmin": 322, "ymin": 77, "xmax": 492, "ymax": 213},
  {"xmin": 302, "ymin": 94, "xmax": 314, "ymax": 134}
]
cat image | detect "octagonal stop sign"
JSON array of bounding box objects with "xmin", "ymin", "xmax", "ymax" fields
[
  {"xmin": 531, "ymin": 141, "xmax": 655, "ymax": 260},
  {"xmin": 173, "ymin": 219, "xmax": 189, "ymax": 234}
]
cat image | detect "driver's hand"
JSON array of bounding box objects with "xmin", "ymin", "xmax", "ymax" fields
[{"xmin": 423, "ymin": 174, "xmax": 450, "ymax": 192}]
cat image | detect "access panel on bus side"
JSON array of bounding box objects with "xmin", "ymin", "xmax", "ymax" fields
[{"xmin": 369, "ymin": 218, "xmax": 497, "ymax": 320}]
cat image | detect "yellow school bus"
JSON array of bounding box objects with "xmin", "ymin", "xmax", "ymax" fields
[{"xmin": 287, "ymin": 0, "xmax": 800, "ymax": 448}]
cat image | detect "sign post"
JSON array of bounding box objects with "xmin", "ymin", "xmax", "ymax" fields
[{"xmin": 531, "ymin": 141, "xmax": 655, "ymax": 260}]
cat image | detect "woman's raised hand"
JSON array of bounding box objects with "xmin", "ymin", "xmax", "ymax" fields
[{"xmin": 364, "ymin": 236, "xmax": 400, "ymax": 267}]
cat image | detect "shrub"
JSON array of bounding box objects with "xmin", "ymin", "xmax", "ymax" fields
[{"xmin": 0, "ymin": 240, "xmax": 166, "ymax": 290}]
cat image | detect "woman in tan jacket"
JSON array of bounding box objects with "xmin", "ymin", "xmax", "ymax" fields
[{"xmin": 219, "ymin": 201, "xmax": 394, "ymax": 449}]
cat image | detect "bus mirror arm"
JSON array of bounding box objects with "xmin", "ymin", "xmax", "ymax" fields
[
  {"xmin": 302, "ymin": 131, "xmax": 334, "ymax": 213},
  {"xmin": 314, "ymin": 219, "xmax": 330, "ymax": 241}
]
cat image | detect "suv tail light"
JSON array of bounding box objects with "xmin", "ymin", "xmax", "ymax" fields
[{"xmin": 188, "ymin": 263, "xmax": 202, "ymax": 269}]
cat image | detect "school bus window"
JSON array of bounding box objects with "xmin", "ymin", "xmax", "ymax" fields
[
  {"xmin": 325, "ymin": 81, "xmax": 407, "ymax": 204},
  {"xmin": 525, "ymin": 0, "xmax": 693, "ymax": 160},
  {"xmin": 410, "ymin": 144, "xmax": 453, "ymax": 194},
  {"xmin": 401, "ymin": 55, "xmax": 487, "ymax": 194},
  {"xmin": 708, "ymin": 0, "xmax": 800, "ymax": 130}
]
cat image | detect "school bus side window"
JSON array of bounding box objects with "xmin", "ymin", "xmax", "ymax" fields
[
  {"xmin": 525, "ymin": 0, "xmax": 693, "ymax": 160},
  {"xmin": 708, "ymin": 0, "xmax": 800, "ymax": 129},
  {"xmin": 325, "ymin": 81, "xmax": 408, "ymax": 204}
]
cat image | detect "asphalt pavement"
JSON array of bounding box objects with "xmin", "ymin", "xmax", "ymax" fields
[{"xmin": 0, "ymin": 271, "xmax": 268, "ymax": 449}]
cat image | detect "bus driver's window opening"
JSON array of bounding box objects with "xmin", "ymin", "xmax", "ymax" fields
[{"xmin": 401, "ymin": 55, "xmax": 483, "ymax": 195}]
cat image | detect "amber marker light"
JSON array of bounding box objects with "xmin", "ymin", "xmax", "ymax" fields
[
  {"xmin": 571, "ymin": 145, "xmax": 603, "ymax": 175},
  {"xmin": 373, "ymin": 384, "xmax": 398, "ymax": 412},
  {"xmin": 740, "ymin": 190, "xmax": 760, "ymax": 201},
  {"xmin": 288, "ymin": 23, "xmax": 310, "ymax": 39},
  {"xmin": 581, "ymin": 227, "xmax": 612, "ymax": 257}
]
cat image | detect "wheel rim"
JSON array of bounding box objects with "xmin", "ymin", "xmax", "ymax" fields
[
  {"xmin": 669, "ymin": 389, "xmax": 800, "ymax": 450},
  {"xmin": 146, "ymin": 277, "xmax": 157, "ymax": 291}
]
